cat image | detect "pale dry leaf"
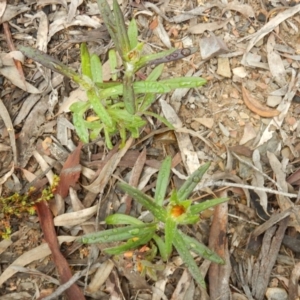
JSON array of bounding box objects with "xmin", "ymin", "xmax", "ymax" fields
[
  {"xmin": 222, "ymin": 2, "xmax": 255, "ymax": 19},
  {"xmin": 171, "ymin": 269, "xmax": 192, "ymax": 300},
  {"xmin": 137, "ymin": 166, "xmax": 158, "ymax": 190},
  {"xmin": 1, "ymin": 4, "xmax": 29, "ymax": 23},
  {"xmin": 0, "ymin": 292, "xmax": 31, "ymax": 299},
  {"xmin": 0, "ymin": 144, "xmax": 10, "ymax": 152},
  {"xmin": 239, "ymin": 122, "xmax": 256, "ymax": 145},
  {"xmin": 32, "ymin": 150, "xmax": 54, "ymax": 185},
  {"xmin": 0, "ymin": 66, "xmax": 40, "ymax": 93},
  {"xmin": 0, "ymin": 236, "xmax": 76, "ymax": 286},
  {"xmin": 21, "ymin": 168, "xmax": 37, "ymax": 182},
  {"xmin": 251, "ymin": 150, "xmax": 268, "ymax": 211},
  {"xmin": 160, "ymin": 99, "xmax": 199, "ymax": 175},
  {"xmin": 170, "ymin": 3, "xmax": 223, "ymax": 23},
  {"xmin": 14, "ymin": 95, "xmax": 40, "ymax": 125},
  {"xmin": 257, "ymin": 71, "xmax": 299, "ymax": 147},
  {"xmin": 267, "ymin": 34, "xmax": 287, "ymax": 88},
  {"xmin": 49, "ymin": 14, "xmax": 102, "ymax": 41},
  {"xmin": 242, "ymin": 85, "xmax": 280, "ymax": 118},
  {"xmin": 153, "ymin": 17, "xmax": 171, "ymax": 48},
  {"xmin": 10, "ymin": 265, "xmax": 60, "ymax": 285},
  {"xmin": 0, "ymin": 100, "xmax": 17, "ymax": 164},
  {"xmin": 232, "ymin": 67, "xmax": 248, "ymax": 78},
  {"xmin": 83, "ymin": 138, "xmax": 133, "ymax": 193},
  {"xmin": 56, "ymin": 88, "xmax": 88, "ymax": 115},
  {"xmin": 265, "ymin": 287, "xmax": 288, "ymax": 300},
  {"xmin": 188, "ymin": 19, "xmax": 230, "ymax": 35},
  {"xmin": 0, "ymin": 0, "xmax": 7, "ymax": 20},
  {"xmin": 69, "ymin": 188, "xmax": 96, "ymax": 235},
  {"xmin": 33, "ymin": 11, "xmax": 49, "ymax": 52},
  {"xmin": 267, "ymin": 152, "xmax": 300, "ymax": 231},
  {"xmin": 0, "ymin": 232, "xmax": 18, "ymax": 255},
  {"xmin": 152, "ymin": 264, "xmax": 176, "ymax": 300},
  {"xmin": 57, "ymin": 116, "xmax": 74, "ymax": 146},
  {"xmin": 81, "ymin": 166, "xmax": 95, "ymax": 180},
  {"xmin": 241, "ymin": 5, "xmax": 300, "ymax": 65},
  {"xmin": 200, "ymin": 35, "xmax": 229, "ymax": 60},
  {"xmin": 53, "ymin": 205, "xmax": 98, "ymax": 227},
  {"xmin": 86, "ymin": 260, "xmax": 114, "ymax": 293},
  {"xmin": 193, "ymin": 117, "xmax": 214, "ymax": 129},
  {"xmin": 0, "ymin": 163, "xmax": 14, "ymax": 186},
  {"xmin": 37, "ymin": 0, "xmax": 68, "ymax": 9},
  {"xmin": 67, "ymin": 0, "xmax": 83, "ymax": 23}
]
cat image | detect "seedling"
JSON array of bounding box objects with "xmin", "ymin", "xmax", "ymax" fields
[
  {"xmin": 80, "ymin": 157, "xmax": 228, "ymax": 288},
  {"xmin": 19, "ymin": 0, "xmax": 206, "ymax": 148}
]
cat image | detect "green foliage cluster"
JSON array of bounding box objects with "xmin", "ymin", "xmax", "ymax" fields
[
  {"xmin": 0, "ymin": 176, "xmax": 60, "ymax": 239},
  {"xmin": 19, "ymin": 0, "xmax": 206, "ymax": 148},
  {"xmin": 80, "ymin": 157, "xmax": 228, "ymax": 288}
]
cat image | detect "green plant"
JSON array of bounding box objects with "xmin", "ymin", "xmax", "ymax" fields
[
  {"xmin": 80, "ymin": 157, "xmax": 228, "ymax": 288},
  {"xmin": 19, "ymin": 0, "xmax": 206, "ymax": 148},
  {"xmin": 0, "ymin": 175, "xmax": 60, "ymax": 239}
]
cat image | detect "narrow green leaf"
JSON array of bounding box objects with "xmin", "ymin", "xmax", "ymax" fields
[
  {"xmin": 87, "ymin": 88, "xmax": 114, "ymax": 128},
  {"xmin": 190, "ymin": 198, "xmax": 229, "ymax": 215},
  {"xmin": 155, "ymin": 156, "xmax": 171, "ymax": 206},
  {"xmin": 80, "ymin": 43, "xmax": 92, "ymax": 79},
  {"xmin": 117, "ymin": 182, "xmax": 167, "ymax": 221},
  {"xmin": 69, "ymin": 101, "xmax": 90, "ymax": 114},
  {"xmin": 106, "ymin": 213, "xmax": 143, "ymax": 225},
  {"xmin": 113, "ymin": 0, "xmax": 130, "ymax": 55},
  {"xmin": 123, "ymin": 71, "xmax": 136, "ymax": 114},
  {"xmin": 97, "ymin": 0, "xmax": 122, "ymax": 55},
  {"xmin": 19, "ymin": 45, "xmax": 91, "ymax": 89},
  {"xmin": 177, "ymin": 162, "xmax": 210, "ymax": 201},
  {"xmin": 128, "ymin": 18, "xmax": 138, "ymax": 49},
  {"xmin": 152, "ymin": 234, "xmax": 168, "ymax": 262},
  {"xmin": 165, "ymin": 217, "xmax": 176, "ymax": 258},
  {"xmin": 103, "ymin": 127, "xmax": 113, "ymax": 149},
  {"xmin": 133, "ymin": 81, "xmax": 171, "ymax": 94},
  {"xmin": 173, "ymin": 229, "xmax": 206, "ymax": 288},
  {"xmin": 104, "ymin": 231, "xmax": 154, "ymax": 255},
  {"xmin": 134, "ymin": 48, "xmax": 176, "ymax": 71},
  {"xmin": 80, "ymin": 223, "xmax": 156, "ymax": 244},
  {"xmin": 139, "ymin": 94, "xmax": 156, "ymax": 112},
  {"xmin": 146, "ymin": 64, "xmax": 164, "ymax": 81},
  {"xmin": 90, "ymin": 54, "xmax": 103, "ymax": 83},
  {"xmin": 142, "ymin": 111, "xmax": 174, "ymax": 129},
  {"xmin": 180, "ymin": 231, "xmax": 225, "ymax": 264},
  {"xmin": 108, "ymin": 49, "xmax": 118, "ymax": 81},
  {"xmin": 72, "ymin": 113, "xmax": 89, "ymax": 144},
  {"xmin": 95, "ymin": 81, "xmax": 120, "ymax": 89},
  {"xmin": 159, "ymin": 77, "xmax": 207, "ymax": 89}
]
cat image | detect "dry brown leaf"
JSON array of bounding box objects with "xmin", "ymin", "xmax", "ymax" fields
[
  {"xmin": 86, "ymin": 260, "xmax": 114, "ymax": 293},
  {"xmin": 188, "ymin": 19, "xmax": 230, "ymax": 35},
  {"xmin": 0, "ymin": 236, "xmax": 76, "ymax": 286},
  {"xmin": 0, "ymin": 0, "xmax": 7, "ymax": 20},
  {"xmin": 53, "ymin": 205, "xmax": 98, "ymax": 227},
  {"xmin": 242, "ymin": 85, "xmax": 280, "ymax": 118}
]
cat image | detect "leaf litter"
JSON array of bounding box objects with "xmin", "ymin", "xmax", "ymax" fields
[{"xmin": 1, "ymin": 0, "xmax": 300, "ymax": 299}]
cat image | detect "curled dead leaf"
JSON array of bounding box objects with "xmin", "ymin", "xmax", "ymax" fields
[{"xmin": 242, "ymin": 85, "xmax": 280, "ymax": 118}]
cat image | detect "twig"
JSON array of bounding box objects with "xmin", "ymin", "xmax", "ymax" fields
[
  {"xmin": 197, "ymin": 181, "xmax": 297, "ymax": 198},
  {"xmin": 231, "ymin": 152, "xmax": 282, "ymax": 191},
  {"xmin": 42, "ymin": 267, "xmax": 89, "ymax": 300}
]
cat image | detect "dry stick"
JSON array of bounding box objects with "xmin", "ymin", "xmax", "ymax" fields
[
  {"xmin": 42, "ymin": 265, "xmax": 94, "ymax": 300},
  {"xmin": 231, "ymin": 152, "xmax": 282, "ymax": 191},
  {"xmin": 198, "ymin": 181, "xmax": 297, "ymax": 198},
  {"xmin": 0, "ymin": 100, "xmax": 17, "ymax": 165}
]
